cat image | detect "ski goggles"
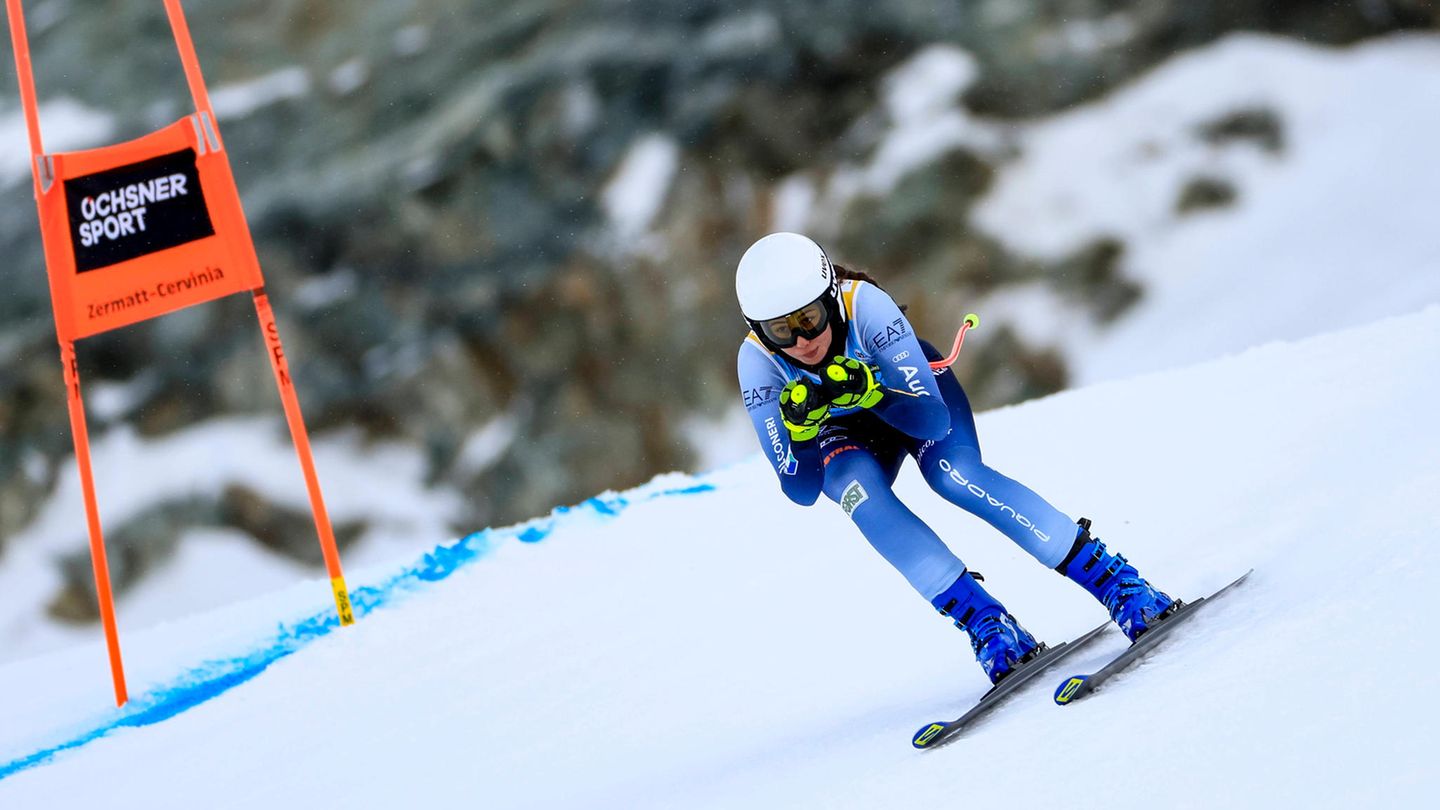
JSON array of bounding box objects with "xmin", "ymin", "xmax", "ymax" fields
[{"xmin": 752, "ymin": 297, "xmax": 830, "ymax": 349}]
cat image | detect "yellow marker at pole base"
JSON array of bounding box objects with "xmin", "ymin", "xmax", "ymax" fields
[
  {"xmin": 963, "ymin": 312, "xmax": 980, "ymax": 329},
  {"xmin": 332, "ymin": 576, "xmax": 355, "ymax": 626}
]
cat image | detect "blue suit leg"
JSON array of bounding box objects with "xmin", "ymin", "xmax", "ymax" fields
[
  {"xmin": 913, "ymin": 364, "xmax": 1081, "ymax": 569},
  {"xmin": 822, "ymin": 443, "xmax": 967, "ymax": 601}
]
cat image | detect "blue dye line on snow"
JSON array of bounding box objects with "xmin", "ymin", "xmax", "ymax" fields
[{"xmin": 0, "ymin": 481, "xmax": 715, "ymax": 782}]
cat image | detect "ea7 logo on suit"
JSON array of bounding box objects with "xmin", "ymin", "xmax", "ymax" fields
[
  {"xmin": 743, "ymin": 385, "xmax": 778, "ymax": 411},
  {"xmin": 869, "ymin": 317, "xmax": 909, "ymax": 351}
]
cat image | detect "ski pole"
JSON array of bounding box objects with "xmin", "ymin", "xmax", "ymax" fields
[{"xmin": 929, "ymin": 313, "xmax": 980, "ymax": 371}]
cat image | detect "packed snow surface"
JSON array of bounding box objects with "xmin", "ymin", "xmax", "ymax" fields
[{"xmin": 2, "ymin": 305, "xmax": 1436, "ymax": 808}]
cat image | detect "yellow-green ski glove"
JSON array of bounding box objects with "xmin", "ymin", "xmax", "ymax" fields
[
  {"xmin": 821, "ymin": 356, "xmax": 884, "ymax": 410},
  {"xmin": 779, "ymin": 379, "xmax": 829, "ymax": 442}
]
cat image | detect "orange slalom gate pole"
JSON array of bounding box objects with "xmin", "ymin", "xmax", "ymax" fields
[
  {"xmin": 161, "ymin": 0, "xmax": 217, "ymax": 122},
  {"xmin": 7, "ymin": 0, "xmax": 356, "ymax": 705},
  {"xmin": 4, "ymin": 0, "xmax": 43, "ymax": 159},
  {"xmin": 9, "ymin": 0, "xmax": 129, "ymax": 706},
  {"xmin": 253, "ymin": 290, "xmax": 354, "ymax": 626},
  {"xmin": 164, "ymin": 0, "xmax": 352, "ymax": 626},
  {"xmin": 61, "ymin": 343, "xmax": 130, "ymax": 706}
]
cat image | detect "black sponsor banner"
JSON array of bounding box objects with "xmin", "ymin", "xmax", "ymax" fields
[{"xmin": 64, "ymin": 149, "xmax": 215, "ymax": 273}]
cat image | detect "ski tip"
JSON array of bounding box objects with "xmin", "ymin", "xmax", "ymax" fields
[
  {"xmin": 912, "ymin": 722, "xmax": 949, "ymax": 749},
  {"xmin": 1053, "ymin": 674, "xmax": 1088, "ymax": 706}
]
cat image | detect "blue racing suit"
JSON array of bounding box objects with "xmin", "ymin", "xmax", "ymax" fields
[{"xmin": 737, "ymin": 280, "xmax": 1083, "ymax": 601}]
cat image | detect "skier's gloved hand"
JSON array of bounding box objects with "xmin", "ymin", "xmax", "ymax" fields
[
  {"xmin": 779, "ymin": 379, "xmax": 829, "ymax": 442},
  {"xmin": 821, "ymin": 356, "xmax": 884, "ymax": 410}
]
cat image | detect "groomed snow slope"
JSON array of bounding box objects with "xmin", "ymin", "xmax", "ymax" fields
[{"xmin": 2, "ymin": 306, "xmax": 1438, "ymax": 808}]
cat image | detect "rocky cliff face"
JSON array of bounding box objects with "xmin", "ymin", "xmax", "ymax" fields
[{"xmin": 1, "ymin": 0, "xmax": 1435, "ymax": 614}]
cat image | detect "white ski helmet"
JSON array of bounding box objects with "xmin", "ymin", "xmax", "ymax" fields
[{"xmin": 735, "ymin": 232, "xmax": 848, "ymax": 352}]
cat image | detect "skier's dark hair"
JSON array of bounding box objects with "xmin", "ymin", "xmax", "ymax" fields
[{"xmin": 833, "ymin": 263, "xmax": 907, "ymax": 312}]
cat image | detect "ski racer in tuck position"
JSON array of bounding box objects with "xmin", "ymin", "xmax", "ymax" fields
[{"xmin": 735, "ymin": 232, "xmax": 1177, "ymax": 684}]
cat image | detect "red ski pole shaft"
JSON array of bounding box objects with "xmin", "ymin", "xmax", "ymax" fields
[{"xmin": 929, "ymin": 313, "xmax": 980, "ymax": 370}]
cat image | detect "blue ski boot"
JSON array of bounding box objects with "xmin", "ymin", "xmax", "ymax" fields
[
  {"xmin": 931, "ymin": 570, "xmax": 1041, "ymax": 684},
  {"xmin": 1057, "ymin": 518, "xmax": 1178, "ymax": 642}
]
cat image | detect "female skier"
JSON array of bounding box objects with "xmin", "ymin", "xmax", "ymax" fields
[{"xmin": 735, "ymin": 232, "xmax": 1177, "ymax": 683}]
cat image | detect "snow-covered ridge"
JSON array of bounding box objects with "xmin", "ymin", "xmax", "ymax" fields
[
  {"xmin": 1, "ymin": 304, "xmax": 1436, "ymax": 807},
  {"xmin": 972, "ymin": 34, "xmax": 1440, "ymax": 384}
]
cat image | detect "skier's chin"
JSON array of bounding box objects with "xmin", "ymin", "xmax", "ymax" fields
[
  {"xmin": 785, "ymin": 337, "xmax": 829, "ymax": 366},
  {"xmin": 797, "ymin": 346, "xmax": 825, "ymax": 364}
]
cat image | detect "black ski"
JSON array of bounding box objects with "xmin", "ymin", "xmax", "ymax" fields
[
  {"xmin": 1052, "ymin": 569, "xmax": 1254, "ymax": 706},
  {"xmin": 912, "ymin": 621, "xmax": 1110, "ymax": 750}
]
